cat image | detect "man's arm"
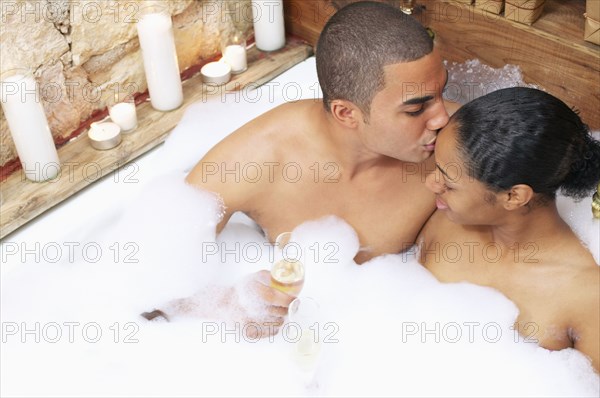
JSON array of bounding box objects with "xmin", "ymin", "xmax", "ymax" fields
[
  {"xmin": 143, "ymin": 271, "xmax": 295, "ymax": 339},
  {"xmin": 185, "ymin": 118, "xmax": 270, "ymax": 232},
  {"xmin": 144, "ymin": 112, "xmax": 295, "ymax": 336}
]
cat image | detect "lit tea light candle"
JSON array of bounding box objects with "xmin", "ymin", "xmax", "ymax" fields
[
  {"xmin": 201, "ymin": 61, "xmax": 231, "ymax": 85},
  {"xmin": 223, "ymin": 44, "xmax": 247, "ymax": 74},
  {"xmin": 88, "ymin": 122, "xmax": 121, "ymax": 150},
  {"xmin": 0, "ymin": 69, "xmax": 60, "ymax": 182},
  {"xmin": 109, "ymin": 101, "xmax": 137, "ymax": 133}
]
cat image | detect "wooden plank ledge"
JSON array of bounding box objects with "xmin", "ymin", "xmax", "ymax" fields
[{"xmin": 0, "ymin": 38, "xmax": 313, "ymax": 239}]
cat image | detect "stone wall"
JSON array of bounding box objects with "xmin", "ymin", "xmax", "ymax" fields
[{"xmin": 0, "ymin": 0, "xmax": 253, "ymax": 167}]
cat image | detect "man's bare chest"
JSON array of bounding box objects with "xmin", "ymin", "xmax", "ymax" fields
[{"xmin": 251, "ymin": 180, "xmax": 434, "ymax": 261}]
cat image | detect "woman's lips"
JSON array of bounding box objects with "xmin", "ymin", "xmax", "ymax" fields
[
  {"xmin": 436, "ymin": 197, "xmax": 448, "ymax": 210},
  {"xmin": 423, "ymin": 139, "xmax": 436, "ymax": 152}
]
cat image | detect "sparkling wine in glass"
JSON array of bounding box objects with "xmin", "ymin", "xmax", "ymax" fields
[{"xmin": 270, "ymin": 232, "xmax": 305, "ymax": 296}]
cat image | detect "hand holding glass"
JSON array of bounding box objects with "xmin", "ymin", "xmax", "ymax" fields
[{"xmin": 270, "ymin": 232, "xmax": 305, "ymax": 296}]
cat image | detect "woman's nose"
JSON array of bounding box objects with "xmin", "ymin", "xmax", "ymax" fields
[{"xmin": 425, "ymin": 171, "xmax": 445, "ymax": 194}]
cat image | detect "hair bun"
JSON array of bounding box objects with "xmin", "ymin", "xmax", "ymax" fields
[{"xmin": 561, "ymin": 131, "xmax": 600, "ymax": 199}]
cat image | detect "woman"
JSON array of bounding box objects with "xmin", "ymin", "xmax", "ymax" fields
[{"xmin": 418, "ymin": 87, "xmax": 600, "ymax": 371}]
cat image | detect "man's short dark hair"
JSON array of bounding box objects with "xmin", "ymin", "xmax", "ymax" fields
[{"xmin": 316, "ymin": 1, "xmax": 433, "ymax": 119}]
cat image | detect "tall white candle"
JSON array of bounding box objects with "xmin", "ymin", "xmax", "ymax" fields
[
  {"xmin": 251, "ymin": 0, "xmax": 286, "ymax": 52},
  {"xmin": 223, "ymin": 45, "xmax": 247, "ymax": 74},
  {"xmin": 0, "ymin": 70, "xmax": 60, "ymax": 182},
  {"xmin": 136, "ymin": 8, "xmax": 183, "ymax": 111}
]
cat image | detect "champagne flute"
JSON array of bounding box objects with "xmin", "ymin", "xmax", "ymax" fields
[
  {"xmin": 288, "ymin": 296, "xmax": 322, "ymax": 371},
  {"xmin": 270, "ymin": 232, "xmax": 305, "ymax": 296}
]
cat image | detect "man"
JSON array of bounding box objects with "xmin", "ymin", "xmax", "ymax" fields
[
  {"xmin": 188, "ymin": 1, "xmax": 452, "ymax": 263},
  {"xmin": 147, "ymin": 1, "xmax": 457, "ymax": 331}
]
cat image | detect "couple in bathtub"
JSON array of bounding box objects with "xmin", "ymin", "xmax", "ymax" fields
[{"xmin": 147, "ymin": 2, "xmax": 600, "ymax": 371}]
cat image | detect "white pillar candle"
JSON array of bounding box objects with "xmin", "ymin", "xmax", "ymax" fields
[
  {"xmin": 251, "ymin": 0, "xmax": 286, "ymax": 52},
  {"xmin": 223, "ymin": 45, "xmax": 248, "ymax": 74},
  {"xmin": 136, "ymin": 8, "xmax": 183, "ymax": 111},
  {"xmin": 0, "ymin": 70, "xmax": 60, "ymax": 182},
  {"xmin": 109, "ymin": 102, "xmax": 137, "ymax": 132}
]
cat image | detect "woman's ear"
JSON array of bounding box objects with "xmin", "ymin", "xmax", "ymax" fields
[
  {"xmin": 502, "ymin": 184, "xmax": 534, "ymax": 210},
  {"xmin": 330, "ymin": 100, "xmax": 363, "ymax": 129}
]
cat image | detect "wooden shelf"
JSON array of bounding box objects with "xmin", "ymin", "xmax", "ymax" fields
[
  {"xmin": 0, "ymin": 38, "xmax": 313, "ymax": 239},
  {"xmin": 466, "ymin": 0, "xmax": 597, "ymax": 54},
  {"xmin": 533, "ymin": 0, "xmax": 594, "ymax": 50}
]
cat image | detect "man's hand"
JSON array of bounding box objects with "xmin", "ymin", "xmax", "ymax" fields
[
  {"xmin": 143, "ymin": 270, "xmax": 296, "ymax": 339},
  {"xmin": 228, "ymin": 270, "xmax": 297, "ymax": 339}
]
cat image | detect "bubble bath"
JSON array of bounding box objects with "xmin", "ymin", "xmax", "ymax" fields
[
  {"xmin": 443, "ymin": 59, "xmax": 539, "ymax": 105},
  {"xmin": 1, "ymin": 58, "xmax": 599, "ymax": 397}
]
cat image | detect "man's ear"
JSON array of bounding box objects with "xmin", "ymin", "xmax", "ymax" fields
[
  {"xmin": 330, "ymin": 100, "xmax": 364, "ymax": 129},
  {"xmin": 502, "ymin": 184, "xmax": 534, "ymax": 210}
]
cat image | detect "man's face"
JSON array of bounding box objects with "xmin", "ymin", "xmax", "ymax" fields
[{"xmin": 357, "ymin": 50, "xmax": 449, "ymax": 163}]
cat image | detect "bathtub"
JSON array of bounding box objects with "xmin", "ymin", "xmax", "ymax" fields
[{"xmin": 1, "ymin": 57, "xmax": 599, "ymax": 397}]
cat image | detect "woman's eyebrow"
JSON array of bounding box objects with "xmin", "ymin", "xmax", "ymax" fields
[{"xmin": 435, "ymin": 162, "xmax": 451, "ymax": 179}]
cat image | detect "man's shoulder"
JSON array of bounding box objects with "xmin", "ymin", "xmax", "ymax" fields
[
  {"xmin": 250, "ymin": 99, "xmax": 320, "ymax": 130},
  {"xmin": 186, "ymin": 100, "xmax": 324, "ymax": 191},
  {"xmin": 219, "ymin": 99, "xmax": 320, "ymax": 154},
  {"xmin": 200, "ymin": 104, "xmax": 301, "ymax": 163}
]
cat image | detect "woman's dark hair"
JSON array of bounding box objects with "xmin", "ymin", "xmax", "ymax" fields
[
  {"xmin": 316, "ymin": 1, "xmax": 433, "ymax": 119},
  {"xmin": 452, "ymin": 87, "xmax": 600, "ymax": 200}
]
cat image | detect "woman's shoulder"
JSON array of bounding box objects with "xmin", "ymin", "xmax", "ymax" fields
[
  {"xmin": 569, "ymin": 260, "xmax": 599, "ymax": 291},
  {"xmin": 564, "ymin": 264, "xmax": 599, "ymax": 353},
  {"xmin": 555, "ymin": 232, "xmax": 599, "ymax": 274},
  {"xmin": 558, "ymin": 249, "xmax": 599, "ymax": 312}
]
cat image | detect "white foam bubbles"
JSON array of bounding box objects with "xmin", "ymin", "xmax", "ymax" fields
[
  {"xmin": 444, "ymin": 59, "xmax": 539, "ymax": 105},
  {"xmin": 1, "ymin": 57, "xmax": 599, "ymax": 397}
]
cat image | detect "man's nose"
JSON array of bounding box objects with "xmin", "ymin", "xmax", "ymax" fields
[{"xmin": 427, "ymin": 101, "xmax": 450, "ymax": 132}]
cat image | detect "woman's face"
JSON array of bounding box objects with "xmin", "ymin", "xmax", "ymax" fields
[{"xmin": 425, "ymin": 122, "xmax": 505, "ymax": 225}]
